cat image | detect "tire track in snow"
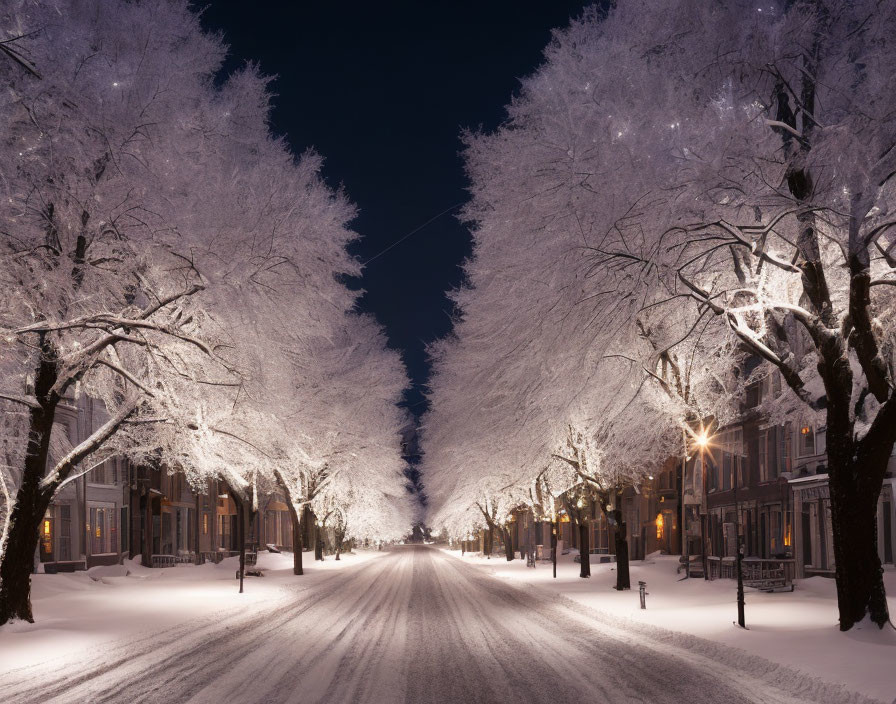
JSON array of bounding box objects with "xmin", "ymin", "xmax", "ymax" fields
[
  {"xmin": 435, "ymin": 551, "xmax": 880, "ymax": 704},
  {"xmin": 0, "ymin": 547, "xmax": 876, "ymax": 704},
  {"xmin": 0, "ymin": 555, "xmax": 392, "ymax": 704}
]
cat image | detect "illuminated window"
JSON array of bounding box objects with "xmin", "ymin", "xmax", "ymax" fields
[
  {"xmin": 655, "ymin": 513, "xmax": 664, "ymax": 540},
  {"xmin": 798, "ymin": 424, "xmax": 816, "ymax": 457},
  {"xmin": 41, "ymin": 516, "xmax": 52, "ymax": 555}
]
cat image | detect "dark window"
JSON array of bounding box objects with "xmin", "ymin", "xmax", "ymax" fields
[
  {"xmin": 745, "ymin": 383, "xmax": 760, "ymax": 408},
  {"xmin": 120, "ymin": 506, "xmax": 128, "ymax": 556},
  {"xmin": 59, "ymin": 505, "xmax": 71, "ymax": 561},
  {"xmin": 802, "ymin": 510, "xmax": 812, "ymax": 566}
]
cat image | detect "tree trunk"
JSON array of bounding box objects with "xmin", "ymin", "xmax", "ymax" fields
[
  {"xmin": 613, "ymin": 509, "xmax": 630, "ymax": 590},
  {"xmin": 578, "ymin": 521, "xmax": 591, "ymax": 578},
  {"xmin": 0, "ymin": 485, "xmax": 52, "ymax": 624},
  {"xmin": 286, "ymin": 506, "xmax": 304, "ymax": 575},
  {"xmin": 294, "ymin": 516, "xmax": 304, "ymax": 575},
  {"xmin": 775, "ymin": 56, "xmax": 892, "ymax": 630},
  {"xmin": 827, "ymin": 414, "xmax": 894, "ymax": 629},
  {"xmin": 334, "ymin": 528, "xmax": 344, "ymax": 560},
  {"xmin": 314, "ymin": 518, "xmax": 324, "ymax": 561},
  {"xmin": 502, "ymin": 527, "xmax": 514, "ymax": 561},
  {"xmin": 237, "ymin": 498, "xmax": 245, "ymax": 594},
  {"xmin": 0, "ymin": 351, "xmax": 61, "ymax": 625},
  {"xmin": 272, "ymin": 471, "xmax": 303, "ymax": 575}
]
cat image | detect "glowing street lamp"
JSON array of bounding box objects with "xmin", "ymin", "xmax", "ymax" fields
[
  {"xmin": 694, "ymin": 428, "xmax": 710, "ymax": 450},
  {"xmin": 686, "ymin": 420, "xmax": 745, "ymax": 628},
  {"xmin": 685, "ymin": 421, "xmax": 714, "ymax": 582}
]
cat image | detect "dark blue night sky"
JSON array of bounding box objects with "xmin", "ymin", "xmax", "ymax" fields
[{"xmin": 199, "ymin": 1, "xmax": 591, "ymax": 431}]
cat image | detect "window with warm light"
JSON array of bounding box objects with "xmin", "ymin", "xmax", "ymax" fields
[
  {"xmin": 41, "ymin": 516, "xmax": 52, "ymax": 555},
  {"xmin": 798, "ymin": 424, "xmax": 816, "ymax": 457},
  {"xmin": 655, "ymin": 513, "xmax": 664, "ymax": 540}
]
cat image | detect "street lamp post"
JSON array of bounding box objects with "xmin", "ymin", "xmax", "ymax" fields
[
  {"xmin": 681, "ymin": 428, "xmax": 688, "ymax": 575},
  {"xmin": 695, "ymin": 429, "xmax": 710, "ymax": 581},
  {"xmin": 734, "ymin": 473, "xmax": 746, "ymax": 629},
  {"xmin": 551, "ymin": 514, "xmax": 558, "ymax": 579}
]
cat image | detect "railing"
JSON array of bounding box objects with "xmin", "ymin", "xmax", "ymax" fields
[
  {"xmin": 150, "ymin": 554, "xmax": 176, "ymax": 568},
  {"xmin": 199, "ymin": 549, "xmax": 257, "ymax": 566},
  {"xmin": 707, "ymin": 556, "xmax": 795, "ymax": 590},
  {"xmin": 151, "ymin": 552, "xmax": 198, "ymax": 567}
]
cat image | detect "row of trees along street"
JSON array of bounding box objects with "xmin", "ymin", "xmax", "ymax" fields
[
  {"xmin": 422, "ymin": 0, "xmax": 896, "ymax": 631},
  {"xmin": 0, "ymin": 0, "xmax": 415, "ymax": 625}
]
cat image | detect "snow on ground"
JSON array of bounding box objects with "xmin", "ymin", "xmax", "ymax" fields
[
  {"xmin": 0, "ymin": 549, "xmax": 385, "ymax": 675},
  {"xmin": 444, "ymin": 548, "xmax": 896, "ymax": 704},
  {"xmin": 0, "ymin": 546, "xmax": 888, "ymax": 703}
]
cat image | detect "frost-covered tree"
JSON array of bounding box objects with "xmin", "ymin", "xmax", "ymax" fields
[
  {"xmin": 0, "ymin": 0, "xmax": 238, "ymax": 624},
  {"xmin": 462, "ymin": 0, "xmax": 896, "ymax": 630},
  {"xmin": 0, "ymin": 0, "xmax": 408, "ymax": 623}
]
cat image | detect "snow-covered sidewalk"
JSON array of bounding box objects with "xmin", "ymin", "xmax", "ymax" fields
[
  {"xmin": 444, "ymin": 548, "xmax": 896, "ymax": 703},
  {"xmin": 0, "ymin": 549, "xmax": 386, "ymax": 675}
]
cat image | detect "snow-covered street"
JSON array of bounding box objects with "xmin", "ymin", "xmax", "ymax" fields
[
  {"xmin": 4, "ymin": 2, "xmax": 896, "ymax": 701},
  {"xmin": 0, "ymin": 546, "xmax": 881, "ymax": 704}
]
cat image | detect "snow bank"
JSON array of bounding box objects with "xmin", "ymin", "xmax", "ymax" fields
[{"xmin": 0, "ymin": 549, "xmax": 385, "ymax": 675}]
